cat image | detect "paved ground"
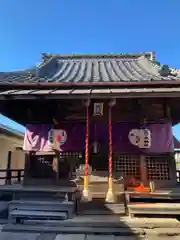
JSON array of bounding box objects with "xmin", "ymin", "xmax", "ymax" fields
[
  {"xmin": 0, "ymin": 229, "xmax": 180, "ymax": 240},
  {"xmin": 1, "ymin": 217, "xmax": 180, "ymax": 239},
  {"xmin": 1, "ymin": 232, "xmax": 180, "ymax": 240}
]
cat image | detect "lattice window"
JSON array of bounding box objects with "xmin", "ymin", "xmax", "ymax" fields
[
  {"xmin": 113, "ymin": 154, "xmax": 140, "ymax": 179},
  {"xmin": 146, "ymin": 155, "xmax": 170, "ymax": 180},
  {"xmin": 59, "ymin": 152, "xmax": 82, "ymax": 159}
]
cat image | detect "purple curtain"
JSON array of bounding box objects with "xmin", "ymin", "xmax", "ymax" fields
[{"xmin": 23, "ymin": 122, "xmax": 173, "ymax": 153}]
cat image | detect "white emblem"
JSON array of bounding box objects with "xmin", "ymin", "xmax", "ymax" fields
[
  {"xmin": 128, "ymin": 128, "xmax": 151, "ymax": 149},
  {"xmin": 93, "ymin": 103, "xmax": 103, "ymax": 116},
  {"xmin": 48, "ymin": 129, "xmax": 67, "ymax": 151}
]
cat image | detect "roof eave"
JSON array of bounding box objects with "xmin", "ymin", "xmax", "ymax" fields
[
  {"xmin": 0, "ymin": 126, "xmax": 24, "ymax": 138},
  {"xmin": 0, "ymin": 80, "xmax": 180, "ymax": 88}
]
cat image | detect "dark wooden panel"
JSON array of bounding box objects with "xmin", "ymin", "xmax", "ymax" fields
[{"xmin": 29, "ymin": 155, "xmax": 56, "ymax": 179}]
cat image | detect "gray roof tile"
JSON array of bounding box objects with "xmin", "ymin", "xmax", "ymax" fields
[{"xmin": 0, "ymin": 53, "xmax": 179, "ymax": 84}]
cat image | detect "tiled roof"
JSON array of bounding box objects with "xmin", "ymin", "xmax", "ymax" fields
[{"xmin": 0, "ymin": 52, "xmax": 179, "ymax": 84}]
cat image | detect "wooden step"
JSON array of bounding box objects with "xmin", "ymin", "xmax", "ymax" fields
[
  {"xmin": 128, "ymin": 203, "xmax": 180, "ymax": 217},
  {"xmin": 13, "ymin": 191, "xmax": 66, "ymax": 200},
  {"xmin": 9, "ymin": 200, "xmax": 74, "ymax": 207},
  {"xmin": 9, "ymin": 209, "xmax": 68, "ymax": 223},
  {"xmin": 9, "ymin": 200, "xmax": 75, "ymax": 218}
]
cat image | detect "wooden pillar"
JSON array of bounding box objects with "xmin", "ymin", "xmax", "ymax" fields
[
  {"xmin": 106, "ymin": 99, "xmax": 116, "ymax": 203},
  {"xmin": 165, "ymin": 103, "xmax": 171, "ymax": 120},
  {"xmin": 82, "ymin": 99, "xmax": 92, "ymax": 201},
  {"xmin": 165, "ymin": 102, "xmax": 176, "ymax": 184},
  {"xmin": 6, "ymin": 151, "xmax": 12, "ymax": 185},
  {"xmin": 140, "ymin": 155, "xmax": 148, "ymax": 186},
  {"xmin": 139, "ymin": 118, "xmax": 148, "ymax": 186},
  {"xmin": 23, "ymin": 152, "xmax": 30, "ymax": 185}
]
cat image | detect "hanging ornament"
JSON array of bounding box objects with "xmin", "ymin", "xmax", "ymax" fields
[
  {"xmin": 93, "ymin": 102, "xmax": 103, "ymax": 116},
  {"xmin": 92, "ymin": 123, "xmax": 99, "ymax": 154},
  {"xmin": 92, "ymin": 141, "xmax": 99, "ymax": 154}
]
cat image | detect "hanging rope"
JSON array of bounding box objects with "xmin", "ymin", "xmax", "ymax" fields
[
  {"xmin": 85, "ymin": 105, "xmax": 89, "ymax": 178},
  {"xmin": 108, "ymin": 106, "xmax": 113, "ymax": 179}
]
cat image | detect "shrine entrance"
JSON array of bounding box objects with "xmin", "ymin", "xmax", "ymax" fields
[
  {"xmin": 89, "ymin": 119, "xmax": 109, "ymax": 176},
  {"xmin": 90, "ymin": 150, "xmax": 108, "ymax": 172},
  {"xmin": 90, "ymin": 141, "xmax": 109, "ymax": 173}
]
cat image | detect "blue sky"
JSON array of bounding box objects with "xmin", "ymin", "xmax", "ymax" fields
[{"xmin": 0, "ymin": 0, "xmax": 180, "ymax": 137}]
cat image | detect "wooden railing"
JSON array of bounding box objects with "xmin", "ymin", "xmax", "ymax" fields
[{"xmin": 0, "ymin": 169, "xmax": 24, "ymax": 185}]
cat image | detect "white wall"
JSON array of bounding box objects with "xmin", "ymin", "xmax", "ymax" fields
[{"xmin": 0, "ymin": 134, "xmax": 25, "ymax": 185}]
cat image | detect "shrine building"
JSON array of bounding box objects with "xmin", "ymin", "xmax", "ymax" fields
[{"xmin": 0, "ymin": 51, "xmax": 179, "ymax": 202}]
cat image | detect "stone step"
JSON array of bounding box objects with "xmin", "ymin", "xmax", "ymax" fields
[
  {"xmin": 128, "ymin": 203, "xmax": 180, "ymax": 217},
  {"xmin": 0, "ymin": 201, "xmax": 8, "ymax": 212},
  {"xmin": 78, "ymin": 210, "xmax": 125, "ymax": 215},
  {"xmin": 4, "ymin": 215, "xmax": 180, "ymax": 228},
  {"xmin": 9, "ymin": 200, "xmax": 75, "ymax": 218},
  {"xmin": 2, "ymin": 223, "xmax": 144, "ymax": 236},
  {"xmin": 9, "ymin": 209, "xmax": 68, "ymax": 223},
  {"xmin": 85, "ymin": 193, "xmax": 125, "ymax": 203},
  {"xmin": 78, "ymin": 183, "xmax": 124, "ymax": 193},
  {"xmin": 79, "ymin": 203, "xmax": 125, "ymax": 215},
  {"xmin": 78, "ymin": 183, "xmax": 124, "ymax": 201}
]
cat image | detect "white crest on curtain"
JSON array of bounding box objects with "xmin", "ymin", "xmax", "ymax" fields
[
  {"xmin": 128, "ymin": 128, "xmax": 151, "ymax": 149},
  {"xmin": 92, "ymin": 141, "xmax": 99, "ymax": 154},
  {"xmin": 48, "ymin": 129, "xmax": 67, "ymax": 151}
]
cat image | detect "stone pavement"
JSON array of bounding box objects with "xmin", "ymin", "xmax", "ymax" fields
[
  {"xmin": 0, "ymin": 231, "xmax": 180, "ymax": 240},
  {"xmin": 1, "ymin": 218, "xmax": 180, "ymax": 239}
]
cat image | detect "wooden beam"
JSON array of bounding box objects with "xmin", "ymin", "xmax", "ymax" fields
[
  {"xmin": 0, "ymin": 90, "xmax": 18, "ymax": 95},
  {"xmin": 11, "ymin": 90, "xmax": 34, "ymax": 95},
  {"xmin": 71, "ymin": 89, "xmax": 91, "ymax": 94},
  {"xmin": 2, "ymin": 87, "xmax": 180, "ymax": 100}
]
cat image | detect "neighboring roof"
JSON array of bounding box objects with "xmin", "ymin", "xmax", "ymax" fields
[
  {"xmin": 0, "ymin": 52, "xmax": 179, "ymax": 85},
  {"xmin": 0, "ymin": 124, "xmax": 24, "ymax": 138},
  {"xmin": 0, "ymin": 114, "xmax": 25, "ymax": 138}
]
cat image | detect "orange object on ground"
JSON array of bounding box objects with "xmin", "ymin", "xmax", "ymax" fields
[{"xmin": 135, "ymin": 183, "xmax": 150, "ymax": 192}]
